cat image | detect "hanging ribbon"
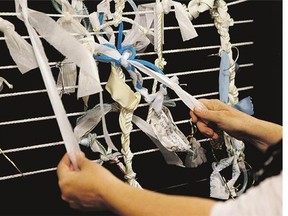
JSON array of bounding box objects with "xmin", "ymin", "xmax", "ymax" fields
[
  {"xmin": 15, "ymin": 2, "xmax": 102, "ymax": 99},
  {"xmin": 210, "ymin": 156, "xmax": 239, "ymax": 199},
  {"xmin": 210, "ymin": 0, "xmax": 252, "ymax": 200},
  {"xmin": 15, "ymin": 0, "xmax": 81, "ymax": 168},
  {"xmin": 138, "ymin": 0, "xmax": 198, "ymax": 42},
  {"xmin": 132, "ymin": 115, "xmax": 184, "ymax": 167},
  {"xmin": 0, "ymin": 17, "xmax": 37, "ymax": 74},
  {"xmin": 93, "ymin": 23, "xmax": 206, "ymax": 112},
  {"xmin": 219, "ymin": 50, "xmax": 230, "ymax": 103}
]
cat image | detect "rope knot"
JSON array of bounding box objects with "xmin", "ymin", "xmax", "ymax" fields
[
  {"xmin": 124, "ymin": 171, "xmax": 136, "ymax": 180},
  {"xmin": 63, "ymin": 12, "xmax": 73, "ymax": 23},
  {"xmin": 155, "ymin": 58, "xmax": 167, "ymax": 70}
]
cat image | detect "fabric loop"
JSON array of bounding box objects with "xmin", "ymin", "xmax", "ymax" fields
[
  {"xmin": 0, "ymin": 17, "xmax": 38, "ymax": 74},
  {"xmin": 188, "ymin": 0, "xmax": 214, "ymax": 20}
]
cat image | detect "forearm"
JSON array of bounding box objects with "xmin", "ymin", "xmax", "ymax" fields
[
  {"xmin": 242, "ymin": 117, "xmax": 282, "ymax": 152},
  {"xmin": 102, "ymin": 180, "xmax": 216, "ymax": 216}
]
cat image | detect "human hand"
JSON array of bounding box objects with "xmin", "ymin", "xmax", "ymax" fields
[
  {"xmin": 190, "ymin": 99, "xmax": 250, "ymax": 140},
  {"xmin": 57, "ymin": 152, "xmax": 121, "ymax": 212},
  {"xmin": 190, "ymin": 99, "xmax": 282, "ymax": 152}
]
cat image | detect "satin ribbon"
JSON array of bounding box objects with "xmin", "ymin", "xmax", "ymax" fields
[
  {"xmin": 219, "ymin": 50, "xmax": 230, "ymax": 103},
  {"xmin": 139, "ymin": 0, "xmax": 198, "ymax": 42},
  {"xmin": 132, "ymin": 115, "xmax": 184, "ymax": 167},
  {"xmin": 0, "ymin": 17, "xmax": 37, "ymax": 74},
  {"xmin": 187, "ymin": 0, "xmax": 214, "ymax": 20},
  {"xmin": 219, "ymin": 51, "xmax": 254, "ymax": 115},
  {"xmin": 15, "ymin": 0, "xmax": 81, "ymax": 168},
  {"xmin": 74, "ymin": 102, "xmax": 118, "ymax": 151},
  {"xmin": 15, "ymin": 2, "xmax": 102, "ymax": 99},
  {"xmin": 93, "ymin": 22, "xmax": 205, "ymax": 112}
]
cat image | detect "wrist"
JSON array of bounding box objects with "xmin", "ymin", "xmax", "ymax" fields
[{"xmin": 242, "ymin": 117, "xmax": 282, "ymax": 152}]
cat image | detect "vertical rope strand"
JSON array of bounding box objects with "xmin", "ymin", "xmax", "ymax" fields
[{"xmin": 147, "ymin": 0, "xmax": 166, "ymax": 123}]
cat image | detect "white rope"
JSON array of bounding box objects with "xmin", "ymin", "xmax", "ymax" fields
[
  {"xmin": 0, "ymin": 63, "xmax": 254, "ymax": 100},
  {"xmin": 0, "ymin": 112, "xmax": 85, "ymax": 126},
  {"xmin": 0, "ymin": 19, "xmax": 253, "ymax": 42},
  {"xmin": 137, "ymin": 41, "xmax": 254, "ymax": 56},
  {"xmin": 0, "ymin": 0, "xmax": 254, "ymax": 184},
  {"xmin": 0, "ymin": 138, "xmax": 211, "ymax": 181},
  {"xmin": 0, "ymin": 85, "xmax": 253, "ymax": 126},
  {"xmin": 0, "ymin": 42, "xmax": 253, "ymax": 72},
  {"xmin": 147, "ymin": 0, "xmax": 165, "ymax": 123},
  {"xmin": 0, "ymin": 0, "xmax": 248, "ymax": 19}
]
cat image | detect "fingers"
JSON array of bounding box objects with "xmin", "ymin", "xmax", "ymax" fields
[
  {"xmin": 193, "ymin": 106, "xmax": 221, "ymax": 123},
  {"xmin": 57, "ymin": 151, "xmax": 87, "ymax": 178},
  {"xmin": 74, "ymin": 151, "xmax": 88, "ymax": 169},
  {"xmin": 57, "ymin": 153, "xmax": 72, "ymax": 179},
  {"xmin": 189, "ymin": 110, "xmax": 198, "ymax": 123},
  {"xmin": 196, "ymin": 120, "xmax": 218, "ymax": 139}
]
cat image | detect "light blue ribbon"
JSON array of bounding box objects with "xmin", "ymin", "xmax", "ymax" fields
[
  {"xmin": 94, "ymin": 22, "xmax": 165, "ymax": 92},
  {"xmin": 219, "ymin": 51, "xmax": 254, "ymax": 115},
  {"xmin": 234, "ymin": 96, "xmax": 254, "ymax": 115},
  {"xmin": 219, "ymin": 51, "xmax": 230, "ymax": 103}
]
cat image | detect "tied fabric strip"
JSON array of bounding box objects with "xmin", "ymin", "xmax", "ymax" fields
[
  {"xmin": 0, "ymin": 17, "xmax": 37, "ymax": 74},
  {"xmin": 138, "ymin": 0, "xmax": 198, "ymax": 42},
  {"xmin": 106, "ymin": 64, "xmax": 142, "ymax": 188},
  {"xmin": 15, "ymin": 2, "xmax": 102, "ymax": 99},
  {"xmin": 219, "ymin": 51, "xmax": 254, "ymax": 115},
  {"xmin": 219, "ymin": 50, "xmax": 230, "ymax": 104},
  {"xmin": 15, "ymin": 0, "xmax": 81, "ymax": 168},
  {"xmin": 92, "ymin": 24, "xmax": 206, "ymax": 112},
  {"xmin": 132, "ymin": 115, "xmax": 184, "ymax": 167}
]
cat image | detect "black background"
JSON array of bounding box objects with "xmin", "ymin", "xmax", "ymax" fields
[{"xmin": 0, "ymin": 0, "xmax": 282, "ymax": 215}]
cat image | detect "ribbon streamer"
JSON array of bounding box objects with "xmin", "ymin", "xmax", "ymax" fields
[
  {"xmin": 15, "ymin": 2, "xmax": 102, "ymax": 99},
  {"xmin": 15, "ymin": 0, "xmax": 81, "ymax": 168}
]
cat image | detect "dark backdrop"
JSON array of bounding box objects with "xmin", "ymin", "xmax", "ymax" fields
[{"xmin": 0, "ymin": 0, "xmax": 282, "ymax": 215}]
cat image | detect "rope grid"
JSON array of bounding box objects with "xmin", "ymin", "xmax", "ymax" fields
[{"xmin": 0, "ymin": 0, "xmax": 254, "ymax": 200}]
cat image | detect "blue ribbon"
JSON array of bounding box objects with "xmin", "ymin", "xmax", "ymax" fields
[
  {"xmin": 94, "ymin": 22, "xmax": 164, "ymax": 91},
  {"xmin": 218, "ymin": 51, "xmax": 254, "ymax": 115},
  {"xmin": 219, "ymin": 51, "xmax": 230, "ymax": 103},
  {"xmin": 234, "ymin": 96, "xmax": 254, "ymax": 115}
]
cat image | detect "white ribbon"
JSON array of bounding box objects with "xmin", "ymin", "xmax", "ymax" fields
[
  {"xmin": 56, "ymin": 59, "xmax": 77, "ymax": 96},
  {"xmin": 15, "ymin": 3, "xmax": 102, "ymax": 99},
  {"xmin": 0, "ymin": 17, "xmax": 37, "ymax": 74},
  {"xmin": 132, "ymin": 115, "xmax": 184, "ymax": 167},
  {"xmin": 150, "ymin": 106, "xmax": 191, "ymax": 152},
  {"xmin": 210, "ymin": 155, "xmax": 240, "ymax": 199},
  {"xmin": 15, "ymin": 0, "xmax": 81, "ymax": 168},
  {"xmin": 128, "ymin": 60, "xmax": 206, "ymax": 111},
  {"xmin": 188, "ymin": 0, "xmax": 214, "ymax": 20},
  {"xmin": 89, "ymin": 12, "xmax": 116, "ymax": 45},
  {"xmin": 93, "ymin": 41, "xmax": 206, "ymax": 111},
  {"xmin": 137, "ymin": 0, "xmax": 198, "ymax": 42}
]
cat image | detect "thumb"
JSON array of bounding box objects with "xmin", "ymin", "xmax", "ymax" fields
[{"xmin": 194, "ymin": 107, "xmax": 220, "ymax": 123}]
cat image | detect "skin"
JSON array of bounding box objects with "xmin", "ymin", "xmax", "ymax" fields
[
  {"xmin": 190, "ymin": 99, "xmax": 282, "ymax": 153},
  {"xmin": 57, "ymin": 99, "xmax": 282, "ymax": 215}
]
